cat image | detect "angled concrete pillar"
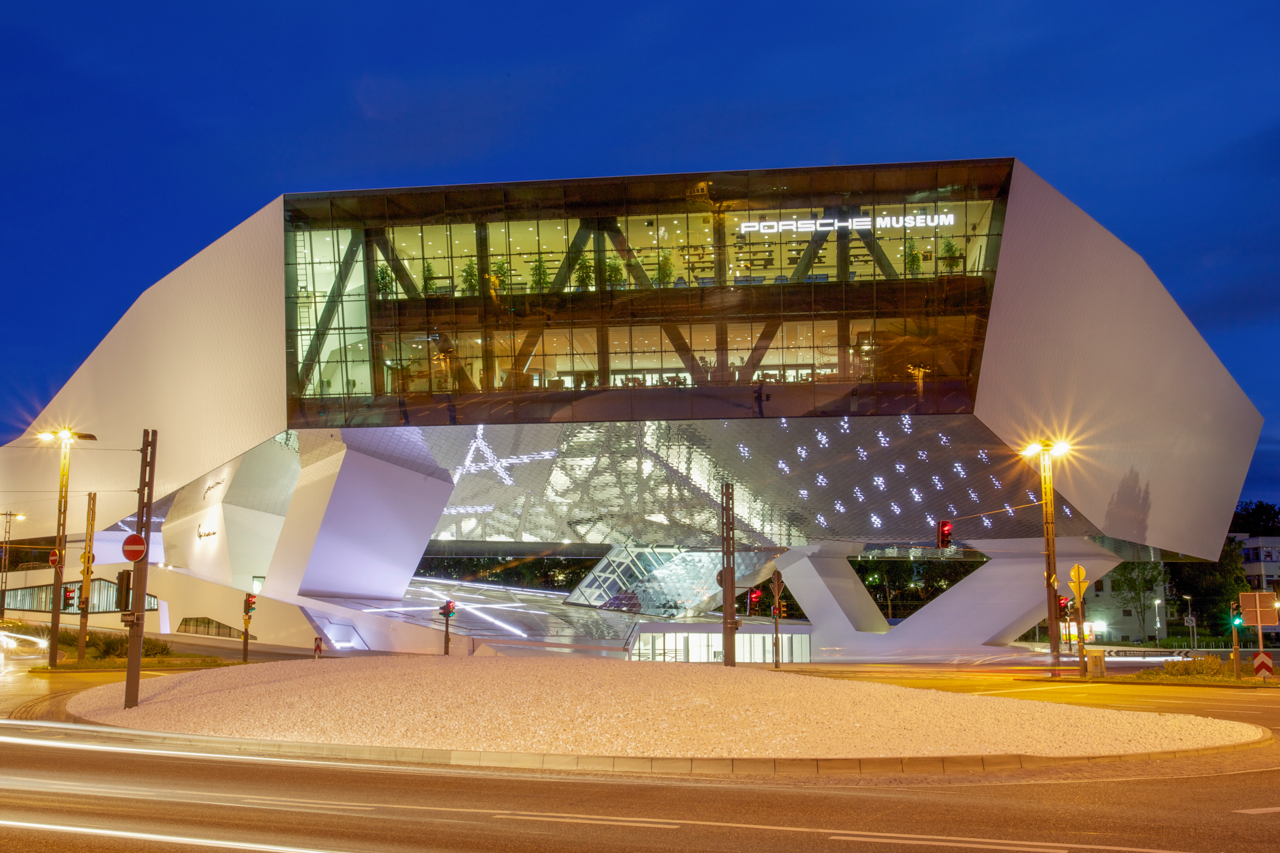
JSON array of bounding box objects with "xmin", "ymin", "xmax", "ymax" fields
[
  {"xmin": 774, "ymin": 542, "xmax": 888, "ymax": 653},
  {"xmin": 263, "ymin": 428, "xmax": 454, "ymax": 601},
  {"xmin": 779, "ymin": 537, "xmax": 1122, "ymax": 659}
]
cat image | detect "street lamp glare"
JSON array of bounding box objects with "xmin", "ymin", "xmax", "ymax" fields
[
  {"xmin": 14, "ymin": 515, "xmax": 23, "ymax": 522},
  {"xmin": 36, "ymin": 432, "xmax": 54, "ymax": 442},
  {"xmin": 1020, "ymin": 442, "xmax": 1043, "ymax": 458},
  {"xmin": 1051, "ymin": 441, "xmax": 1071, "ymax": 457}
]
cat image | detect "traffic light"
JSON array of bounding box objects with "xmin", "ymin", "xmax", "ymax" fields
[
  {"xmin": 243, "ymin": 593, "xmax": 257, "ymax": 617},
  {"xmin": 936, "ymin": 519, "xmax": 953, "ymax": 549},
  {"xmin": 62, "ymin": 586, "xmax": 76, "ymax": 611},
  {"xmin": 779, "ymin": 598, "xmax": 788, "ymax": 618},
  {"xmin": 115, "ymin": 570, "xmax": 132, "ymax": 611},
  {"xmin": 1058, "ymin": 595, "xmax": 1069, "ymax": 617},
  {"xmin": 439, "ymin": 600, "xmax": 456, "ymax": 619},
  {"xmin": 1232, "ymin": 602, "xmax": 1244, "ymax": 627}
]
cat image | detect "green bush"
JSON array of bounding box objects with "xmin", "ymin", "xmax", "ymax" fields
[
  {"xmin": 143, "ymin": 637, "xmax": 170, "ymax": 656},
  {"xmin": 1162, "ymin": 655, "xmax": 1223, "ymax": 677}
]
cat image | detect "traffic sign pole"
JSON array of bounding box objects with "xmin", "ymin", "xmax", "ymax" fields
[
  {"xmin": 1069, "ymin": 564, "xmax": 1087, "ymax": 678},
  {"xmin": 770, "ymin": 569, "xmax": 784, "ymax": 670},
  {"xmin": 124, "ymin": 430, "xmax": 158, "ymax": 710},
  {"xmin": 77, "ymin": 492, "xmax": 97, "ymax": 663}
]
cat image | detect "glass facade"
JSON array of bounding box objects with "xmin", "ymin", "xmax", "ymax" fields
[
  {"xmin": 631, "ymin": 629, "xmax": 810, "ymax": 664},
  {"xmin": 285, "ymin": 160, "xmax": 1010, "ymax": 428}
]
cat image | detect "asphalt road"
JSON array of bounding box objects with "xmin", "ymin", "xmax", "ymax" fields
[{"xmin": 4, "ymin": 657, "xmax": 1280, "ymax": 852}]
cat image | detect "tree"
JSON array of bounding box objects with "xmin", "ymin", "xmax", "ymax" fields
[
  {"xmin": 1108, "ymin": 561, "xmax": 1165, "ymax": 641},
  {"xmin": 1231, "ymin": 500, "xmax": 1280, "ymax": 536},
  {"xmin": 1167, "ymin": 538, "xmax": 1249, "ymax": 636}
]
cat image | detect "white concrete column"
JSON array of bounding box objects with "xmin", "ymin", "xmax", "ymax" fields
[
  {"xmin": 774, "ymin": 542, "xmax": 888, "ymax": 652},
  {"xmin": 263, "ymin": 429, "xmax": 454, "ymax": 602}
]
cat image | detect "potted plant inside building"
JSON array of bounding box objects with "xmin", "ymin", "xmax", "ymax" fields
[
  {"xmin": 490, "ymin": 258, "xmax": 511, "ymax": 294},
  {"xmin": 529, "ymin": 256, "xmax": 551, "ymax": 291},
  {"xmin": 903, "ymin": 238, "xmax": 922, "ymax": 277},
  {"xmin": 376, "ymin": 263, "xmax": 396, "ymax": 299},
  {"xmin": 939, "ymin": 238, "xmax": 963, "ymax": 274},
  {"xmin": 461, "ymin": 259, "xmax": 479, "ymax": 295},
  {"xmin": 656, "ymin": 248, "xmax": 674, "ymax": 286},
  {"xmin": 605, "ymin": 256, "xmax": 626, "ymax": 290},
  {"xmin": 573, "ymin": 256, "xmax": 594, "ymax": 291},
  {"xmin": 422, "ymin": 259, "xmax": 437, "ymax": 294}
]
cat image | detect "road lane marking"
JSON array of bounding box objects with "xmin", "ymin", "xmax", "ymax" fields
[
  {"xmin": 830, "ymin": 837, "xmax": 1066, "ymax": 852},
  {"xmin": 0, "ymin": 818, "xmax": 352, "ymax": 852},
  {"xmin": 494, "ymin": 815, "xmax": 679, "ymax": 829},
  {"xmin": 971, "ymin": 685, "xmax": 1084, "ymax": 695},
  {"xmin": 1206, "ymin": 709, "xmax": 1262, "ymax": 714},
  {"xmin": 1234, "ymin": 807, "xmax": 1280, "ymax": 814}
]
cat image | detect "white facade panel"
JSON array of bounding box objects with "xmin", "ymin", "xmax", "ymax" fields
[
  {"xmin": 0, "ymin": 197, "xmax": 287, "ymax": 537},
  {"xmin": 975, "ymin": 161, "xmax": 1260, "ymax": 559}
]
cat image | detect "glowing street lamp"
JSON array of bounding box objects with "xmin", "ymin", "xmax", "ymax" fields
[
  {"xmin": 1022, "ymin": 440, "xmax": 1071, "ymax": 657},
  {"xmin": 37, "ymin": 429, "xmax": 96, "ymax": 668},
  {"xmin": 0, "ymin": 511, "xmax": 25, "ymax": 622}
]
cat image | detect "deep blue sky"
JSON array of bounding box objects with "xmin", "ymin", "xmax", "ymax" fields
[{"xmin": 3, "ymin": 3, "xmax": 1279, "ymax": 498}]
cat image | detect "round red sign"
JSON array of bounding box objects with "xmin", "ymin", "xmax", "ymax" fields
[
  {"xmin": 121, "ymin": 533, "xmax": 147, "ymax": 563},
  {"xmin": 48, "ymin": 549, "xmax": 58, "ymax": 567}
]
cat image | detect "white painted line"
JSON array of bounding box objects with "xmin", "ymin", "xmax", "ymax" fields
[
  {"xmin": 831, "ymin": 837, "xmax": 1066, "ymax": 852},
  {"xmin": 1206, "ymin": 709, "xmax": 1262, "ymax": 714},
  {"xmin": 1234, "ymin": 806, "xmax": 1280, "ymax": 814},
  {"xmin": 0, "ymin": 818, "xmax": 350, "ymax": 852},
  {"xmin": 494, "ymin": 815, "xmax": 679, "ymax": 829},
  {"xmin": 971, "ymin": 685, "xmax": 1086, "ymax": 695}
]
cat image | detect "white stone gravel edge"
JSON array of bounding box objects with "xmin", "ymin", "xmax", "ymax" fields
[{"xmin": 55, "ymin": 710, "xmax": 1273, "ymax": 776}]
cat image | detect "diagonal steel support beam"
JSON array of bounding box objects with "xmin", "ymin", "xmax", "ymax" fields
[
  {"xmin": 855, "ymin": 223, "xmax": 900, "ymax": 281},
  {"xmin": 370, "ymin": 231, "xmax": 423, "ymax": 298},
  {"xmin": 788, "ymin": 228, "xmax": 832, "ymax": 284},
  {"xmin": 298, "ymin": 233, "xmax": 363, "ymax": 394},
  {"xmin": 433, "ymin": 331, "xmax": 480, "ymax": 393},
  {"xmin": 598, "ymin": 218, "xmax": 653, "ymax": 288},
  {"xmin": 502, "ymin": 325, "xmax": 543, "ymax": 389},
  {"xmin": 740, "ymin": 320, "xmax": 781, "ymax": 381},
  {"xmin": 661, "ymin": 323, "xmax": 703, "ymax": 382},
  {"xmin": 550, "ymin": 224, "xmax": 595, "ymax": 292}
]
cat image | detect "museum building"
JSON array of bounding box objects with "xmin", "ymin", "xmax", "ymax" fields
[{"xmin": 0, "ymin": 159, "xmax": 1261, "ymax": 659}]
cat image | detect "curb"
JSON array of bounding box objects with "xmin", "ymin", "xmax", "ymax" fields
[
  {"xmin": 1013, "ymin": 677, "xmax": 1279, "ymax": 690},
  {"xmin": 35, "ymin": 699, "xmax": 1273, "ymax": 777}
]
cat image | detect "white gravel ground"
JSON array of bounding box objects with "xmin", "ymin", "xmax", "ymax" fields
[{"xmin": 68, "ymin": 657, "xmax": 1262, "ymax": 758}]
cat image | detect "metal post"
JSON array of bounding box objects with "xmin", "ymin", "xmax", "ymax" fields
[
  {"xmin": 721, "ymin": 482, "xmax": 736, "ymax": 667},
  {"xmin": 1039, "ymin": 448, "xmax": 1060, "ymax": 657},
  {"xmin": 0, "ymin": 512, "xmax": 14, "ymax": 622},
  {"xmin": 77, "ymin": 492, "xmax": 96, "ymax": 662},
  {"xmin": 1232, "ymin": 603, "xmax": 1241, "ymax": 680},
  {"xmin": 444, "ymin": 614, "xmax": 451, "ymax": 656},
  {"xmin": 770, "ymin": 569, "xmax": 784, "ymax": 670},
  {"xmin": 242, "ymin": 596, "xmax": 250, "ymax": 664},
  {"xmin": 124, "ymin": 430, "xmax": 158, "ymax": 709},
  {"xmin": 47, "ymin": 438, "xmax": 71, "ymax": 669},
  {"xmin": 1076, "ymin": 590, "xmax": 1086, "ymax": 678}
]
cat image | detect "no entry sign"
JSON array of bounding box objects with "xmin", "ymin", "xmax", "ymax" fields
[
  {"xmin": 48, "ymin": 549, "xmax": 58, "ymax": 567},
  {"xmin": 121, "ymin": 533, "xmax": 147, "ymax": 563}
]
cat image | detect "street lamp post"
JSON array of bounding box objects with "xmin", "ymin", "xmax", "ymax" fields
[
  {"xmin": 0, "ymin": 512, "xmax": 26, "ymax": 622},
  {"xmin": 1022, "ymin": 440, "xmax": 1071, "ymax": 658},
  {"xmin": 37, "ymin": 429, "xmax": 96, "ymax": 668}
]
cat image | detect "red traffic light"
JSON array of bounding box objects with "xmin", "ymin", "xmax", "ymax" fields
[
  {"xmin": 1058, "ymin": 595, "xmax": 1069, "ymax": 612},
  {"xmin": 244, "ymin": 593, "xmax": 257, "ymax": 615},
  {"xmin": 749, "ymin": 590, "xmax": 762, "ymax": 602},
  {"xmin": 62, "ymin": 587, "xmax": 76, "ymax": 611},
  {"xmin": 439, "ymin": 600, "xmax": 456, "ymax": 619},
  {"xmin": 936, "ymin": 519, "xmax": 954, "ymax": 549}
]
